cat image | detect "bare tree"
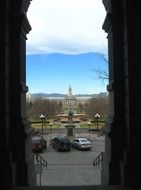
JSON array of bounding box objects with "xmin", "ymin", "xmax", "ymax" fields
[
  {"xmin": 85, "ymin": 96, "xmax": 108, "ymax": 119},
  {"xmin": 91, "ymin": 55, "xmax": 109, "ymax": 82},
  {"xmin": 26, "ymin": 98, "xmax": 63, "ymax": 120}
]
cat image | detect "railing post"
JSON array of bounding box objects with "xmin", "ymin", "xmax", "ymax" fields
[
  {"xmin": 93, "ymin": 152, "xmax": 103, "ymax": 168},
  {"xmin": 34, "ymin": 153, "xmax": 48, "ymax": 186}
]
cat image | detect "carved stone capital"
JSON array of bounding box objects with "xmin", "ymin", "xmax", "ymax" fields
[
  {"xmin": 102, "ymin": 14, "xmax": 112, "ymax": 35},
  {"xmin": 16, "ymin": 0, "xmax": 32, "ymax": 38},
  {"xmin": 21, "ymin": 15, "xmax": 31, "ymax": 39},
  {"xmin": 20, "ymin": 82, "xmax": 29, "ymax": 93},
  {"xmin": 107, "ymin": 80, "xmax": 114, "ymax": 91},
  {"xmin": 103, "ymin": 0, "xmax": 112, "ymax": 13},
  {"xmin": 20, "ymin": 0, "xmax": 32, "ymax": 15}
]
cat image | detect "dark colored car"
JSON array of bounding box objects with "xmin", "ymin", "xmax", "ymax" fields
[
  {"xmin": 50, "ymin": 135, "xmax": 71, "ymax": 151},
  {"xmin": 32, "ymin": 134, "xmax": 47, "ymax": 153}
]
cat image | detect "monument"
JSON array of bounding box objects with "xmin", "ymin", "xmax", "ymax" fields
[{"xmin": 65, "ymin": 110, "xmax": 75, "ymax": 137}]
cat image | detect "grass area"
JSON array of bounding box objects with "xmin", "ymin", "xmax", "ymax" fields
[
  {"xmin": 31, "ymin": 123, "xmax": 60, "ymax": 129},
  {"xmin": 31, "ymin": 121, "xmax": 105, "ymax": 130},
  {"xmin": 80, "ymin": 122, "xmax": 105, "ymax": 129}
]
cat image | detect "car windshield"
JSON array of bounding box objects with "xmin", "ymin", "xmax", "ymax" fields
[{"xmin": 80, "ymin": 139, "xmax": 88, "ymax": 143}]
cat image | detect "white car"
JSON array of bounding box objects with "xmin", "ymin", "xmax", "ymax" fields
[{"xmin": 71, "ymin": 137, "xmax": 92, "ymax": 150}]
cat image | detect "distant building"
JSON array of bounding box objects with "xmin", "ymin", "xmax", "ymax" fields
[{"xmin": 64, "ymin": 85, "xmax": 77, "ymax": 113}]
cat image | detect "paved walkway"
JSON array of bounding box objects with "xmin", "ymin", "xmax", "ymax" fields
[{"xmin": 35, "ymin": 131, "xmax": 105, "ymax": 186}]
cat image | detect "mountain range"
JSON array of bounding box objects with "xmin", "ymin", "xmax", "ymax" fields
[{"xmin": 32, "ymin": 92, "xmax": 108, "ymax": 99}]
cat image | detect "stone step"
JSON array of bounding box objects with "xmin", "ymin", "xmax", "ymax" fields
[
  {"xmin": 12, "ymin": 185, "xmax": 136, "ymax": 190},
  {"xmin": 36, "ymin": 164, "xmax": 101, "ymax": 186}
]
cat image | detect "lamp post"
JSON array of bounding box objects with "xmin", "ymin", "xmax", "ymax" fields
[
  {"xmin": 39, "ymin": 114, "xmax": 45, "ymax": 133},
  {"xmin": 49, "ymin": 122, "xmax": 52, "ymax": 134},
  {"xmin": 95, "ymin": 113, "xmax": 100, "ymax": 130},
  {"xmin": 88, "ymin": 121, "xmax": 91, "ymax": 132}
]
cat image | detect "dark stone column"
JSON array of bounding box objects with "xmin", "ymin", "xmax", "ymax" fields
[
  {"xmin": 102, "ymin": 0, "xmax": 125, "ymax": 185},
  {"xmin": 0, "ymin": 1, "xmax": 13, "ymax": 188},
  {"xmin": 0, "ymin": 0, "xmax": 35, "ymax": 188},
  {"xmin": 102, "ymin": 0, "xmax": 141, "ymax": 188},
  {"xmin": 120, "ymin": 0, "xmax": 141, "ymax": 187},
  {"xmin": 9, "ymin": 0, "xmax": 35, "ymax": 186}
]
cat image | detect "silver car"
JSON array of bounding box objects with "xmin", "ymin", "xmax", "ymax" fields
[{"xmin": 71, "ymin": 137, "xmax": 92, "ymax": 150}]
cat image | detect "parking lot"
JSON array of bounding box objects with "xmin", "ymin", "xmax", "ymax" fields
[{"xmin": 35, "ymin": 130, "xmax": 105, "ymax": 186}]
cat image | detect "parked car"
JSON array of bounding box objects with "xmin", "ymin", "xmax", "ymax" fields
[
  {"xmin": 32, "ymin": 133, "xmax": 47, "ymax": 153},
  {"xmin": 71, "ymin": 137, "xmax": 92, "ymax": 150},
  {"xmin": 50, "ymin": 135, "xmax": 71, "ymax": 151}
]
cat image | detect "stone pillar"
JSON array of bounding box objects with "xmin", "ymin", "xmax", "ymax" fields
[
  {"xmin": 102, "ymin": 0, "xmax": 141, "ymax": 188},
  {"xmin": 65, "ymin": 124, "xmax": 75, "ymax": 137},
  {"xmin": 0, "ymin": 1, "xmax": 13, "ymax": 188},
  {"xmin": 10, "ymin": 0, "xmax": 35, "ymax": 186},
  {"xmin": 0, "ymin": 0, "xmax": 35, "ymax": 188},
  {"xmin": 102, "ymin": 0, "xmax": 125, "ymax": 185},
  {"xmin": 120, "ymin": 1, "xmax": 141, "ymax": 187}
]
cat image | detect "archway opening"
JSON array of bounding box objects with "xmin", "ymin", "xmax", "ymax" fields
[{"xmin": 26, "ymin": 0, "xmax": 108, "ymax": 186}]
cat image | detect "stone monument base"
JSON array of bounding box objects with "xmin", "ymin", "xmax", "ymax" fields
[{"xmin": 65, "ymin": 124, "xmax": 75, "ymax": 137}]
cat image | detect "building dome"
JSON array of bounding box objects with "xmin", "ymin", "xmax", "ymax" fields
[{"xmin": 64, "ymin": 85, "xmax": 77, "ymax": 113}]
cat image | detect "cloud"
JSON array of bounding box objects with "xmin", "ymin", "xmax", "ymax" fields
[{"xmin": 27, "ymin": 0, "xmax": 107, "ymax": 55}]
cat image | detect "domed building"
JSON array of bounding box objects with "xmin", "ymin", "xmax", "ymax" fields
[{"xmin": 64, "ymin": 85, "xmax": 77, "ymax": 113}]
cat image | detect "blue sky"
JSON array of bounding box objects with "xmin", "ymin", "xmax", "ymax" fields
[
  {"xmin": 26, "ymin": 53, "xmax": 108, "ymax": 94},
  {"xmin": 26, "ymin": 0, "xmax": 108, "ymax": 94}
]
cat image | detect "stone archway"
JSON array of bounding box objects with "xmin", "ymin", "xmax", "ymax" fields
[
  {"xmin": 1, "ymin": 0, "xmax": 123, "ymax": 187},
  {"xmin": 1, "ymin": 0, "xmax": 141, "ymax": 189}
]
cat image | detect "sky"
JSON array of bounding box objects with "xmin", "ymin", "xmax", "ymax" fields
[{"xmin": 26, "ymin": 0, "xmax": 108, "ymax": 94}]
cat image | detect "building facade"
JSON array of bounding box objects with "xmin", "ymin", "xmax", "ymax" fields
[{"xmin": 64, "ymin": 85, "xmax": 77, "ymax": 113}]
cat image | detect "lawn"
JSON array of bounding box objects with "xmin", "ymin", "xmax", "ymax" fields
[{"xmin": 30, "ymin": 120, "xmax": 105, "ymax": 130}]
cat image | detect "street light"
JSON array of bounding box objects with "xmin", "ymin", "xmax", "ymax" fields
[
  {"xmin": 88, "ymin": 121, "xmax": 91, "ymax": 132},
  {"xmin": 95, "ymin": 113, "xmax": 100, "ymax": 130},
  {"xmin": 39, "ymin": 114, "xmax": 45, "ymax": 133}
]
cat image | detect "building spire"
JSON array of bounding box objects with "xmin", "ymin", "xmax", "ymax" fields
[{"xmin": 68, "ymin": 84, "xmax": 72, "ymax": 96}]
